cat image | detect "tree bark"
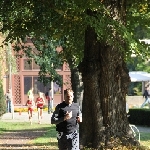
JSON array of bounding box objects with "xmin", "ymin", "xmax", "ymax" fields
[
  {"xmin": 79, "ymin": 25, "xmax": 139, "ymax": 148},
  {"xmin": 71, "ymin": 68, "xmax": 83, "ymax": 108}
]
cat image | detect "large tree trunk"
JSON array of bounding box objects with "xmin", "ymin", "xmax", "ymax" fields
[
  {"xmin": 79, "ymin": 29, "xmax": 139, "ymax": 149},
  {"xmin": 71, "ymin": 68, "xmax": 83, "ymax": 109},
  {"xmin": 78, "ymin": 1, "xmax": 140, "ymax": 149}
]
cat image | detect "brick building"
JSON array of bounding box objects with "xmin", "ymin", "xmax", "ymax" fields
[{"xmin": 3, "ymin": 40, "xmax": 71, "ymax": 107}]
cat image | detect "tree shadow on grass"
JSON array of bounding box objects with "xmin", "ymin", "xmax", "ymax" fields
[
  {"xmin": 31, "ymin": 126, "xmax": 58, "ymax": 148},
  {"xmin": 0, "ymin": 126, "xmax": 58, "ymax": 149}
]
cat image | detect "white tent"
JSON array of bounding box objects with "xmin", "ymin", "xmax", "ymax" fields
[
  {"xmin": 129, "ymin": 71, "xmax": 150, "ymax": 93},
  {"xmin": 129, "ymin": 71, "xmax": 150, "ymax": 82}
]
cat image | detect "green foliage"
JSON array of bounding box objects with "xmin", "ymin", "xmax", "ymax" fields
[
  {"xmin": 1, "ymin": 1, "xmax": 150, "ymax": 147},
  {"xmin": 0, "ymin": 0, "xmax": 150, "ymax": 87},
  {"xmin": 136, "ymin": 60, "xmax": 150, "ymax": 73},
  {"xmin": 6, "ymin": 43, "xmax": 18, "ymax": 74},
  {"xmin": 13, "ymin": 36, "xmax": 63, "ymax": 86},
  {"xmin": 127, "ymin": 56, "xmax": 150, "ymax": 74},
  {"xmin": 0, "ymin": 82, "xmax": 6, "ymax": 117},
  {"xmin": 1, "ymin": 0, "xmax": 150, "ymax": 64}
]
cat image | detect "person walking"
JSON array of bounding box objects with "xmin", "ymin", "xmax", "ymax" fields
[
  {"xmin": 35, "ymin": 92, "xmax": 45, "ymax": 124},
  {"xmin": 51, "ymin": 89, "xmax": 82, "ymax": 150},
  {"xmin": 26, "ymin": 95, "xmax": 35, "ymax": 125},
  {"xmin": 45, "ymin": 88, "xmax": 53, "ymax": 114},
  {"xmin": 141, "ymin": 87, "xmax": 150, "ymax": 108},
  {"xmin": 5, "ymin": 89, "xmax": 12, "ymax": 113}
]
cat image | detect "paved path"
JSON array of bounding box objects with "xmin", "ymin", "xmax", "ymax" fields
[
  {"xmin": 135, "ymin": 125, "xmax": 150, "ymax": 133},
  {"xmin": 1, "ymin": 112, "xmax": 150, "ymax": 133},
  {"xmin": 0, "ymin": 112, "xmax": 52, "ymax": 124}
]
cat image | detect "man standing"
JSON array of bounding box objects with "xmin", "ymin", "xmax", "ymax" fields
[
  {"xmin": 46, "ymin": 88, "xmax": 52, "ymax": 114},
  {"xmin": 141, "ymin": 86, "xmax": 150, "ymax": 108},
  {"xmin": 5, "ymin": 89, "xmax": 11, "ymax": 113},
  {"xmin": 51, "ymin": 89, "xmax": 82, "ymax": 150}
]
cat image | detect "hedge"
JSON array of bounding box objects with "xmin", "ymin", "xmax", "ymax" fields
[{"xmin": 128, "ymin": 108, "xmax": 150, "ymax": 126}]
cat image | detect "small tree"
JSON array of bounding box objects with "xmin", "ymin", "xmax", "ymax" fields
[
  {"xmin": 0, "ymin": 33, "xmax": 17, "ymax": 117},
  {"xmin": 0, "ymin": 82, "xmax": 6, "ymax": 117}
]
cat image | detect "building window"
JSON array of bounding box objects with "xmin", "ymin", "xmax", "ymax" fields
[
  {"xmin": 24, "ymin": 77, "xmax": 32, "ymax": 94},
  {"xmin": 23, "ymin": 59, "xmax": 40, "ymax": 70},
  {"xmin": 33, "ymin": 77, "xmax": 49, "ymax": 94},
  {"xmin": 24, "ymin": 76, "xmax": 62, "ymax": 95},
  {"xmin": 24, "ymin": 59, "xmax": 32, "ymax": 70},
  {"xmin": 56, "ymin": 65, "xmax": 63, "ymax": 71},
  {"xmin": 54, "ymin": 82, "xmax": 62, "ymax": 94},
  {"xmin": 23, "ymin": 58, "xmax": 63, "ymax": 71},
  {"xmin": 33, "ymin": 60, "xmax": 40, "ymax": 70}
]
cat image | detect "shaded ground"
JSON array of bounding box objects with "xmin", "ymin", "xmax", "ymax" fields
[
  {"xmin": 0, "ymin": 112, "xmax": 57, "ymax": 149},
  {"xmin": 0, "ymin": 129, "xmax": 50, "ymax": 150},
  {"xmin": 0, "ymin": 125, "xmax": 150, "ymax": 150},
  {"xmin": 1, "ymin": 112, "xmax": 150, "ymax": 149}
]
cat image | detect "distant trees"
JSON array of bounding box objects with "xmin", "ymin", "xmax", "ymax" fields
[
  {"xmin": 0, "ymin": 82, "xmax": 6, "ymax": 117},
  {"xmin": 0, "ymin": 34, "xmax": 7, "ymax": 117},
  {"xmin": 0, "ymin": 33, "xmax": 17, "ymax": 117},
  {"xmin": 127, "ymin": 50, "xmax": 150, "ymax": 96}
]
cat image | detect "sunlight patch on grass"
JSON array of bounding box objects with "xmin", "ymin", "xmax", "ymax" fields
[
  {"xmin": 0, "ymin": 122, "xmax": 58, "ymax": 149},
  {"xmin": 0, "ymin": 122, "xmax": 150, "ymax": 149},
  {"xmin": 32, "ymin": 125, "xmax": 58, "ymax": 148},
  {"xmin": 140, "ymin": 132, "xmax": 150, "ymax": 148}
]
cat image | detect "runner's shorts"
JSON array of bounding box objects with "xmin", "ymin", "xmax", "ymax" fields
[{"xmin": 57, "ymin": 130, "xmax": 79, "ymax": 150}]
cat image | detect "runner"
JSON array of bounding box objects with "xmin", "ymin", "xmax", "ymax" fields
[
  {"xmin": 35, "ymin": 92, "xmax": 45, "ymax": 124},
  {"xmin": 26, "ymin": 95, "xmax": 35, "ymax": 125}
]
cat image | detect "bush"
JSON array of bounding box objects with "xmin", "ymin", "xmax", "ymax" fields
[
  {"xmin": 0, "ymin": 83, "xmax": 6, "ymax": 117},
  {"xmin": 128, "ymin": 108, "xmax": 150, "ymax": 126}
]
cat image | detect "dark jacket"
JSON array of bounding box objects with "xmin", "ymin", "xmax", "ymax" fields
[
  {"xmin": 51, "ymin": 101, "xmax": 81, "ymax": 133},
  {"xmin": 143, "ymin": 89, "xmax": 149, "ymax": 99}
]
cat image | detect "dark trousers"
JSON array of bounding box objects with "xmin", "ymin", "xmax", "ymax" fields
[
  {"xmin": 57, "ymin": 131, "xmax": 79, "ymax": 150},
  {"xmin": 48, "ymin": 100, "xmax": 52, "ymax": 113}
]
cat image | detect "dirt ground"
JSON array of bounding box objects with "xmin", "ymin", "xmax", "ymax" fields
[
  {"xmin": 1, "ymin": 113, "xmax": 150, "ymax": 149},
  {"xmin": 0, "ymin": 128, "xmax": 50, "ymax": 150},
  {"xmin": 0, "ymin": 112, "xmax": 56, "ymax": 150}
]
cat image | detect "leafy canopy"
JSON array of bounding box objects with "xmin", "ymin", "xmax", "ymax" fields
[{"xmin": 0, "ymin": 0, "xmax": 150, "ymax": 81}]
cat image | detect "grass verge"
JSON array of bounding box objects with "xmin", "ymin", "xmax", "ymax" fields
[
  {"xmin": 30, "ymin": 125, "xmax": 58, "ymax": 149},
  {"xmin": 0, "ymin": 122, "xmax": 150, "ymax": 149},
  {"xmin": 0, "ymin": 121, "xmax": 58, "ymax": 149}
]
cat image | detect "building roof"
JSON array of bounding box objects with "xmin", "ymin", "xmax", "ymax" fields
[{"xmin": 129, "ymin": 71, "xmax": 150, "ymax": 82}]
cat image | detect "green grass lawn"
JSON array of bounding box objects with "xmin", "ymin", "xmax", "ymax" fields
[
  {"xmin": 0, "ymin": 121, "xmax": 58, "ymax": 149},
  {"xmin": 140, "ymin": 132, "xmax": 150, "ymax": 149},
  {"xmin": 30, "ymin": 125, "xmax": 58, "ymax": 149},
  {"xmin": 0, "ymin": 122, "xmax": 150, "ymax": 149}
]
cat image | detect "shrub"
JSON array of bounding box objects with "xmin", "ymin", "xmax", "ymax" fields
[
  {"xmin": 0, "ymin": 83, "xmax": 6, "ymax": 117},
  {"xmin": 129, "ymin": 108, "xmax": 150, "ymax": 126}
]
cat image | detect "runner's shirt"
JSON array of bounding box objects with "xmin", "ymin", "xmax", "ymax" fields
[{"xmin": 36, "ymin": 97, "xmax": 44, "ymax": 108}]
